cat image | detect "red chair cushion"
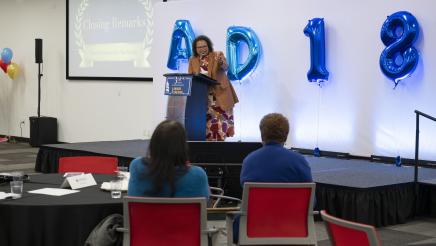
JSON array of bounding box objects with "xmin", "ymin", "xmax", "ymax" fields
[
  {"xmin": 128, "ymin": 202, "xmax": 201, "ymax": 246},
  {"xmin": 246, "ymin": 187, "xmax": 311, "ymax": 238},
  {"xmin": 328, "ymin": 222, "xmax": 371, "ymax": 246}
]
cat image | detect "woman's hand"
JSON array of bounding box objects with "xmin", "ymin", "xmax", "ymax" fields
[
  {"xmin": 216, "ymin": 52, "xmax": 228, "ymax": 70},
  {"xmin": 216, "ymin": 52, "xmax": 224, "ymax": 65}
]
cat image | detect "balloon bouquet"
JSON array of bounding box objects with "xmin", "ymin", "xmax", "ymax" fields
[
  {"xmin": 0, "ymin": 48, "xmax": 20, "ymax": 143},
  {"xmin": 0, "ymin": 48, "xmax": 19, "ymax": 80}
]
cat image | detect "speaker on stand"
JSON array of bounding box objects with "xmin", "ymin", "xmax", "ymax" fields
[{"xmin": 29, "ymin": 38, "xmax": 57, "ymax": 147}]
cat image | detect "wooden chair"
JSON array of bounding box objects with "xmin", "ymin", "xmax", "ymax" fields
[
  {"xmin": 227, "ymin": 182, "xmax": 317, "ymax": 245},
  {"xmin": 321, "ymin": 210, "xmax": 381, "ymax": 246},
  {"xmin": 118, "ymin": 196, "xmax": 215, "ymax": 246},
  {"xmin": 58, "ymin": 156, "xmax": 118, "ymax": 174}
]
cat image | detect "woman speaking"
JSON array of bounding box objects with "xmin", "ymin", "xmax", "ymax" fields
[{"xmin": 188, "ymin": 35, "xmax": 239, "ymax": 141}]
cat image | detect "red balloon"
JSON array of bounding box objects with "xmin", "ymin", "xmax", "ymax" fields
[{"xmin": 0, "ymin": 60, "xmax": 8, "ymax": 73}]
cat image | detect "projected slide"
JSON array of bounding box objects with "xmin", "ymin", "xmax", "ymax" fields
[{"xmin": 67, "ymin": 0, "xmax": 160, "ymax": 80}]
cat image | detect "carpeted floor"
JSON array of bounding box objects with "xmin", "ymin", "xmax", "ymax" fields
[
  {"xmin": 1, "ymin": 141, "xmax": 435, "ymax": 245},
  {"xmin": 0, "ymin": 141, "xmax": 39, "ymax": 173}
]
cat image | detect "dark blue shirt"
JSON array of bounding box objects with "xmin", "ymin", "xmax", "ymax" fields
[{"xmin": 240, "ymin": 142, "xmax": 313, "ymax": 186}]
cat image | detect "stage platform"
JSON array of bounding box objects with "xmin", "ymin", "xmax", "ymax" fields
[{"xmin": 35, "ymin": 139, "xmax": 436, "ymax": 227}]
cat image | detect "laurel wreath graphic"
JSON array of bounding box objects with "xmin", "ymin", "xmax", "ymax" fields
[
  {"xmin": 74, "ymin": 0, "xmax": 154, "ymax": 56},
  {"xmin": 140, "ymin": 0, "xmax": 154, "ymax": 49},
  {"xmin": 74, "ymin": 0, "xmax": 88, "ymax": 49}
]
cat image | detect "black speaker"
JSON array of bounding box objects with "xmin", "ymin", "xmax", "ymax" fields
[
  {"xmin": 29, "ymin": 116, "xmax": 57, "ymax": 147},
  {"xmin": 35, "ymin": 39, "xmax": 43, "ymax": 63}
]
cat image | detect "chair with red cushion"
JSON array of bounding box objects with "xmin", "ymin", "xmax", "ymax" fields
[
  {"xmin": 321, "ymin": 210, "xmax": 381, "ymax": 246},
  {"xmin": 226, "ymin": 182, "xmax": 317, "ymax": 245},
  {"xmin": 58, "ymin": 156, "xmax": 118, "ymax": 174},
  {"xmin": 118, "ymin": 196, "xmax": 212, "ymax": 246}
]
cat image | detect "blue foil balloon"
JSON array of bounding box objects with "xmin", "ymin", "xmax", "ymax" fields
[
  {"xmin": 395, "ymin": 155, "xmax": 402, "ymax": 167},
  {"xmin": 226, "ymin": 26, "xmax": 261, "ymax": 81},
  {"xmin": 167, "ymin": 20, "xmax": 195, "ymax": 70},
  {"xmin": 1, "ymin": 48, "xmax": 13, "ymax": 64},
  {"xmin": 380, "ymin": 11, "xmax": 419, "ymax": 87},
  {"xmin": 314, "ymin": 147, "xmax": 321, "ymax": 157},
  {"xmin": 304, "ymin": 18, "xmax": 329, "ymax": 83}
]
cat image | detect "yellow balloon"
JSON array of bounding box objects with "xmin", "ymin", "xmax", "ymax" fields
[{"xmin": 7, "ymin": 63, "xmax": 19, "ymax": 80}]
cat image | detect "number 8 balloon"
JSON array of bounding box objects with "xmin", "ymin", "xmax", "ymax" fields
[{"xmin": 380, "ymin": 11, "xmax": 420, "ymax": 88}]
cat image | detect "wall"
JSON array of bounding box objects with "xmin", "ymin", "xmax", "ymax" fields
[{"xmin": 153, "ymin": 0, "xmax": 436, "ymax": 160}]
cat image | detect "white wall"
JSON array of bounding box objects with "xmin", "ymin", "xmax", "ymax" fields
[
  {"xmin": 153, "ymin": 0, "xmax": 436, "ymax": 160},
  {"xmin": 0, "ymin": 0, "xmax": 155, "ymax": 142}
]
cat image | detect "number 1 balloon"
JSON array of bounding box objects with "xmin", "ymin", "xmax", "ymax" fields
[{"xmin": 304, "ymin": 18, "xmax": 329, "ymax": 84}]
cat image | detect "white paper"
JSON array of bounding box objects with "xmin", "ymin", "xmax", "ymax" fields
[
  {"xmin": 0, "ymin": 192, "xmax": 13, "ymax": 200},
  {"xmin": 100, "ymin": 179, "xmax": 129, "ymax": 191},
  {"xmin": 28, "ymin": 188, "xmax": 80, "ymax": 196}
]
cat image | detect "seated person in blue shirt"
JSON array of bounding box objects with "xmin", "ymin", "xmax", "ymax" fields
[
  {"xmin": 233, "ymin": 113, "xmax": 313, "ymax": 243},
  {"xmin": 128, "ymin": 120, "xmax": 210, "ymax": 199}
]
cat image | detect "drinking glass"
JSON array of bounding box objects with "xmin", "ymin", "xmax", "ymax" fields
[
  {"xmin": 116, "ymin": 166, "xmax": 129, "ymax": 180},
  {"xmin": 110, "ymin": 180, "xmax": 122, "ymax": 199},
  {"xmin": 10, "ymin": 180, "xmax": 23, "ymax": 199}
]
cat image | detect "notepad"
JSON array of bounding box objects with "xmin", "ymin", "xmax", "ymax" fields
[{"xmin": 28, "ymin": 188, "xmax": 80, "ymax": 196}]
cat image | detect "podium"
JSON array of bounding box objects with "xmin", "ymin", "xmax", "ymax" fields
[{"xmin": 164, "ymin": 73, "xmax": 219, "ymax": 141}]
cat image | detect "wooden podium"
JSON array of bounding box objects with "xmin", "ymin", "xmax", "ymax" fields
[{"xmin": 164, "ymin": 73, "xmax": 219, "ymax": 141}]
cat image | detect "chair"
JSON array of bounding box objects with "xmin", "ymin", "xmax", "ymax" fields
[
  {"xmin": 320, "ymin": 210, "xmax": 381, "ymax": 246},
  {"xmin": 118, "ymin": 196, "xmax": 214, "ymax": 246},
  {"xmin": 58, "ymin": 156, "xmax": 118, "ymax": 174},
  {"xmin": 226, "ymin": 182, "xmax": 317, "ymax": 246},
  {"xmin": 210, "ymin": 186, "xmax": 242, "ymax": 208}
]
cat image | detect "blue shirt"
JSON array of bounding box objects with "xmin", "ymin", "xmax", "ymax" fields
[
  {"xmin": 240, "ymin": 142, "xmax": 313, "ymax": 186},
  {"xmin": 127, "ymin": 157, "xmax": 210, "ymax": 199}
]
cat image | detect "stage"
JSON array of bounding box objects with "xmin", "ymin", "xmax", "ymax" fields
[{"xmin": 35, "ymin": 139, "xmax": 436, "ymax": 227}]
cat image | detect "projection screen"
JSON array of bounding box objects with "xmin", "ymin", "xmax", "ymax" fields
[{"xmin": 67, "ymin": 0, "xmax": 163, "ymax": 81}]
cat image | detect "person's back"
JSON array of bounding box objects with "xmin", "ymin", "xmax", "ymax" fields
[
  {"xmin": 128, "ymin": 157, "xmax": 209, "ymax": 198},
  {"xmin": 234, "ymin": 113, "xmax": 313, "ymax": 244},
  {"xmin": 127, "ymin": 120, "xmax": 209, "ymax": 199},
  {"xmin": 241, "ymin": 142, "xmax": 312, "ymax": 185}
]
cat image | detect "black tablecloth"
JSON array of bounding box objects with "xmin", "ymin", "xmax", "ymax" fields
[{"xmin": 0, "ymin": 174, "xmax": 123, "ymax": 246}]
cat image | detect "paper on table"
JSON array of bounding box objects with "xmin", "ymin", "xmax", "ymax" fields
[
  {"xmin": 0, "ymin": 192, "xmax": 21, "ymax": 200},
  {"xmin": 101, "ymin": 179, "xmax": 128, "ymax": 191},
  {"xmin": 28, "ymin": 188, "xmax": 80, "ymax": 196},
  {"xmin": 0, "ymin": 192, "xmax": 13, "ymax": 200}
]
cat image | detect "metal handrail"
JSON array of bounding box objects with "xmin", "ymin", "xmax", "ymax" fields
[{"xmin": 413, "ymin": 110, "xmax": 436, "ymax": 215}]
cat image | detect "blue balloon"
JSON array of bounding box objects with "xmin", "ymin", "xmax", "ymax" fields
[
  {"xmin": 380, "ymin": 11, "xmax": 419, "ymax": 87},
  {"xmin": 1, "ymin": 48, "xmax": 13, "ymax": 64},
  {"xmin": 313, "ymin": 147, "xmax": 321, "ymax": 157},
  {"xmin": 226, "ymin": 26, "xmax": 261, "ymax": 81},
  {"xmin": 304, "ymin": 18, "xmax": 329, "ymax": 83},
  {"xmin": 167, "ymin": 20, "xmax": 195, "ymax": 70},
  {"xmin": 395, "ymin": 155, "xmax": 402, "ymax": 167}
]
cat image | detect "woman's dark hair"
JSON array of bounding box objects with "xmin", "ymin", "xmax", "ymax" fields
[
  {"xmin": 192, "ymin": 35, "xmax": 214, "ymax": 57},
  {"xmin": 143, "ymin": 120, "xmax": 189, "ymax": 196}
]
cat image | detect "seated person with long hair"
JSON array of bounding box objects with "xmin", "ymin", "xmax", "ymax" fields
[{"xmin": 128, "ymin": 120, "xmax": 209, "ymax": 198}]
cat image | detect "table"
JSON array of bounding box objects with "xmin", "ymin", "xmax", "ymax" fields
[{"xmin": 0, "ymin": 174, "xmax": 123, "ymax": 246}]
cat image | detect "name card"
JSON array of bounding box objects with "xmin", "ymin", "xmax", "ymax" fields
[{"xmin": 60, "ymin": 173, "xmax": 97, "ymax": 190}]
